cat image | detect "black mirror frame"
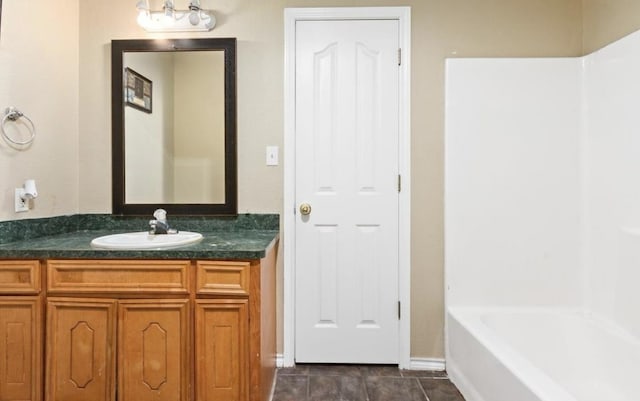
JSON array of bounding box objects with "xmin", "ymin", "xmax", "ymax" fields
[{"xmin": 111, "ymin": 38, "xmax": 237, "ymax": 216}]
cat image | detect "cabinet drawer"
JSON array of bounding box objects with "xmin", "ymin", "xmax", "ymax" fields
[
  {"xmin": 196, "ymin": 261, "xmax": 250, "ymax": 296},
  {"xmin": 0, "ymin": 260, "xmax": 40, "ymax": 294},
  {"xmin": 47, "ymin": 260, "xmax": 190, "ymax": 294}
]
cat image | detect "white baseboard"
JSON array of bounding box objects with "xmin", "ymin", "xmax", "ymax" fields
[
  {"xmin": 275, "ymin": 354, "xmax": 445, "ymax": 371},
  {"xmin": 408, "ymin": 357, "xmax": 446, "ymax": 371}
]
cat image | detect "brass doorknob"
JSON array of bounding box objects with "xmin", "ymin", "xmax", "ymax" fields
[{"xmin": 299, "ymin": 203, "xmax": 312, "ymax": 216}]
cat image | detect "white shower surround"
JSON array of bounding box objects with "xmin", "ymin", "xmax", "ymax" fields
[{"xmin": 445, "ymin": 29, "xmax": 640, "ymax": 401}]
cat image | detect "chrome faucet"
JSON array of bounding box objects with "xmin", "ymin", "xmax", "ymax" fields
[{"xmin": 149, "ymin": 209, "xmax": 177, "ymax": 234}]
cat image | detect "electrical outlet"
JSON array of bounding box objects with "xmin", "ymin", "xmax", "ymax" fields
[{"xmin": 15, "ymin": 189, "xmax": 28, "ymax": 212}]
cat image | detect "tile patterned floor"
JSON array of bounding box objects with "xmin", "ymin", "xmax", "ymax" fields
[{"xmin": 272, "ymin": 364, "xmax": 466, "ymax": 401}]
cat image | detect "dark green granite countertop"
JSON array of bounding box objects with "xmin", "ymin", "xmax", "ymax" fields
[{"xmin": 0, "ymin": 214, "xmax": 279, "ymax": 260}]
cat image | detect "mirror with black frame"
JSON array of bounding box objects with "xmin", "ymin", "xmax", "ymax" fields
[{"xmin": 111, "ymin": 38, "xmax": 237, "ymax": 215}]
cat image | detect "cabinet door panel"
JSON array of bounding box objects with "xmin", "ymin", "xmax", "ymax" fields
[
  {"xmin": 118, "ymin": 299, "xmax": 190, "ymax": 401},
  {"xmin": 195, "ymin": 300, "xmax": 248, "ymax": 401},
  {"xmin": 46, "ymin": 298, "xmax": 116, "ymax": 401},
  {"xmin": 0, "ymin": 297, "xmax": 42, "ymax": 401}
]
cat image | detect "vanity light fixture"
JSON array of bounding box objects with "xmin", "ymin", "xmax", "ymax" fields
[{"xmin": 136, "ymin": 0, "xmax": 216, "ymax": 32}]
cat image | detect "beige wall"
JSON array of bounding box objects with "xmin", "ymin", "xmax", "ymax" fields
[
  {"xmin": 583, "ymin": 0, "xmax": 640, "ymax": 54},
  {"xmin": 6, "ymin": 0, "xmax": 639, "ymax": 361},
  {"xmin": 0, "ymin": 0, "xmax": 79, "ymax": 221}
]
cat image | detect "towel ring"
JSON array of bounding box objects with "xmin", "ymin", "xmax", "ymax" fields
[{"xmin": 1, "ymin": 107, "xmax": 36, "ymax": 146}]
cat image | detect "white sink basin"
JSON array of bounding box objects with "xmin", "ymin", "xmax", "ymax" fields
[{"xmin": 91, "ymin": 231, "xmax": 203, "ymax": 250}]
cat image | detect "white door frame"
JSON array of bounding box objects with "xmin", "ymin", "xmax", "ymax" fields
[{"xmin": 283, "ymin": 6, "xmax": 411, "ymax": 368}]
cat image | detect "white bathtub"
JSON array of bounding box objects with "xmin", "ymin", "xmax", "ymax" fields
[{"xmin": 446, "ymin": 307, "xmax": 640, "ymax": 401}]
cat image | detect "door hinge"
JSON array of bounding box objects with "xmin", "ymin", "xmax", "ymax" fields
[
  {"xmin": 398, "ymin": 301, "xmax": 401, "ymax": 319},
  {"xmin": 398, "ymin": 174, "xmax": 401, "ymax": 193},
  {"xmin": 398, "ymin": 48, "xmax": 402, "ymax": 66}
]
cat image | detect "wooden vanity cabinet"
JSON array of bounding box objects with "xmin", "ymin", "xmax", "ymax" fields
[
  {"xmin": 0, "ymin": 247, "xmax": 276, "ymax": 401},
  {"xmin": 38, "ymin": 245, "xmax": 277, "ymax": 401},
  {"xmin": 0, "ymin": 260, "xmax": 43, "ymax": 401},
  {"xmin": 45, "ymin": 260, "xmax": 192, "ymax": 401}
]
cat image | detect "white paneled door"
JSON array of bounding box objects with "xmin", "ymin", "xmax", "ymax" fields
[{"xmin": 294, "ymin": 19, "xmax": 400, "ymax": 363}]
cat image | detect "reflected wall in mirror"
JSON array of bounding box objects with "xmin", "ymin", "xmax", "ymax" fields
[{"xmin": 112, "ymin": 38, "xmax": 237, "ymax": 215}]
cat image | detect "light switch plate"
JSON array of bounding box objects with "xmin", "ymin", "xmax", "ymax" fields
[{"xmin": 266, "ymin": 146, "xmax": 279, "ymax": 166}]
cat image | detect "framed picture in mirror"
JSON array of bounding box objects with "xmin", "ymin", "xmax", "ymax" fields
[{"xmin": 125, "ymin": 67, "xmax": 152, "ymax": 113}]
